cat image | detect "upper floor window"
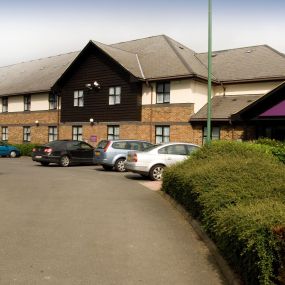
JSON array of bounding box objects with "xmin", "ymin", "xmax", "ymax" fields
[
  {"xmin": 72, "ymin": 126, "xmax": 82, "ymax": 141},
  {"xmin": 74, "ymin": 90, "xmax": 84, "ymax": 107},
  {"xmin": 48, "ymin": 126, "xmax": 58, "ymax": 142},
  {"xmin": 156, "ymin": 82, "xmax": 170, "ymax": 104},
  {"xmin": 109, "ymin": 87, "xmax": 121, "ymax": 105},
  {"xmin": 155, "ymin": 125, "xmax": 170, "ymax": 143},
  {"xmin": 1, "ymin": 127, "xmax": 8, "ymax": 141},
  {"xmin": 2, "ymin": 97, "xmax": 8, "ymax": 112},
  {"xmin": 107, "ymin": 125, "xmax": 120, "ymax": 140},
  {"xmin": 24, "ymin": 95, "xmax": 31, "ymax": 111},
  {"xmin": 203, "ymin": 126, "xmax": 220, "ymax": 144},
  {"xmin": 49, "ymin": 93, "xmax": 57, "ymax": 110},
  {"xmin": 23, "ymin": 126, "xmax": 31, "ymax": 142}
]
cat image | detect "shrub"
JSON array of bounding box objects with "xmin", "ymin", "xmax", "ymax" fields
[
  {"xmin": 162, "ymin": 141, "xmax": 285, "ymax": 284},
  {"xmin": 14, "ymin": 143, "xmax": 39, "ymax": 156}
]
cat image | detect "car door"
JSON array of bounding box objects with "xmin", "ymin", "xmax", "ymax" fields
[
  {"xmin": 79, "ymin": 142, "xmax": 94, "ymax": 163},
  {"xmin": 161, "ymin": 144, "xmax": 188, "ymax": 166},
  {"xmin": 0, "ymin": 142, "xmax": 9, "ymax": 156}
]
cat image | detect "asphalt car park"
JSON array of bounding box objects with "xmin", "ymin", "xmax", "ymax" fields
[{"xmin": 0, "ymin": 157, "xmax": 226, "ymax": 285}]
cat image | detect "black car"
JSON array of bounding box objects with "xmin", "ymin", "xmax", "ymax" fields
[{"xmin": 32, "ymin": 140, "xmax": 94, "ymax": 167}]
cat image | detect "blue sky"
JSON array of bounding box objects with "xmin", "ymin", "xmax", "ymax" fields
[{"xmin": 0, "ymin": 0, "xmax": 284, "ymax": 66}]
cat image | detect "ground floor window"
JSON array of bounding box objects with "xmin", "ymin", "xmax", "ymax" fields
[
  {"xmin": 155, "ymin": 125, "xmax": 170, "ymax": 144},
  {"xmin": 48, "ymin": 126, "xmax": 58, "ymax": 142},
  {"xmin": 203, "ymin": 126, "xmax": 220, "ymax": 144},
  {"xmin": 107, "ymin": 125, "xmax": 120, "ymax": 140},
  {"xmin": 23, "ymin": 126, "xmax": 31, "ymax": 142},
  {"xmin": 72, "ymin": 126, "xmax": 83, "ymax": 141},
  {"xmin": 1, "ymin": 127, "xmax": 8, "ymax": 141}
]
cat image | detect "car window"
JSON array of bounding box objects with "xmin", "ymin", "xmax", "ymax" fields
[
  {"xmin": 80, "ymin": 142, "xmax": 93, "ymax": 150},
  {"xmin": 158, "ymin": 145, "xmax": 187, "ymax": 155},
  {"xmin": 112, "ymin": 141, "xmax": 127, "ymax": 149},
  {"xmin": 97, "ymin": 140, "xmax": 109, "ymax": 149},
  {"xmin": 186, "ymin": 145, "xmax": 199, "ymax": 154},
  {"xmin": 158, "ymin": 146, "xmax": 168, "ymax": 154},
  {"xmin": 129, "ymin": 142, "xmax": 141, "ymax": 151},
  {"xmin": 67, "ymin": 141, "xmax": 80, "ymax": 150},
  {"xmin": 142, "ymin": 142, "xmax": 153, "ymax": 150}
]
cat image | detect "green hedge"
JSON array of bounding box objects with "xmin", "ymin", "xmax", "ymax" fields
[
  {"xmin": 14, "ymin": 144, "xmax": 39, "ymax": 156},
  {"xmin": 162, "ymin": 141, "xmax": 285, "ymax": 285}
]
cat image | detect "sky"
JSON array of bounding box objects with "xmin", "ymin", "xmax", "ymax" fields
[{"xmin": 0, "ymin": 0, "xmax": 285, "ymax": 66}]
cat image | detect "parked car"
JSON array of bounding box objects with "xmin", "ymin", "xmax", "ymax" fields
[
  {"xmin": 125, "ymin": 142, "xmax": 200, "ymax": 181},
  {"xmin": 94, "ymin": 140, "xmax": 154, "ymax": 172},
  {"xmin": 0, "ymin": 141, "xmax": 21, "ymax": 158},
  {"xmin": 32, "ymin": 140, "xmax": 94, "ymax": 167}
]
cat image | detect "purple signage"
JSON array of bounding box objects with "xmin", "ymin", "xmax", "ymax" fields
[
  {"xmin": 90, "ymin": 135, "xmax": 97, "ymax": 142},
  {"xmin": 260, "ymin": 99, "xmax": 285, "ymax": 117}
]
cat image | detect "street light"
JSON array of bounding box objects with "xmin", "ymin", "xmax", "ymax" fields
[{"xmin": 207, "ymin": 0, "xmax": 212, "ymax": 143}]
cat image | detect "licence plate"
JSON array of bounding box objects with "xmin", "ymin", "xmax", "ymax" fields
[
  {"xmin": 95, "ymin": 151, "xmax": 100, "ymax": 156},
  {"xmin": 35, "ymin": 155, "xmax": 42, "ymax": 159},
  {"xmin": 127, "ymin": 154, "xmax": 131, "ymax": 161}
]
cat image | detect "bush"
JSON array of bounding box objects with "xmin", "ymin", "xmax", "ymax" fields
[
  {"xmin": 14, "ymin": 143, "xmax": 39, "ymax": 156},
  {"xmin": 162, "ymin": 141, "xmax": 285, "ymax": 284}
]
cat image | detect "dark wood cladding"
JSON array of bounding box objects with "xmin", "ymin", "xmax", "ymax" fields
[{"xmin": 58, "ymin": 46, "xmax": 142, "ymax": 122}]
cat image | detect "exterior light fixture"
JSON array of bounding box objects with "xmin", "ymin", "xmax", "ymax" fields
[
  {"xmin": 89, "ymin": 118, "xmax": 94, "ymax": 125},
  {"xmin": 94, "ymin": 81, "xmax": 101, "ymax": 89},
  {"xmin": 35, "ymin": 120, "xmax": 39, "ymax": 126}
]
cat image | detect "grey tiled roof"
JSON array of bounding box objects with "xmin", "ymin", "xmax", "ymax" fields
[
  {"xmin": 190, "ymin": 95, "xmax": 262, "ymax": 122},
  {"xmin": 0, "ymin": 51, "xmax": 79, "ymax": 96},
  {"xmin": 197, "ymin": 45, "xmax": 285, "ymax": 82}
]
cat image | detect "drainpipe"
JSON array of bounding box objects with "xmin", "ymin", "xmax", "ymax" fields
[
  {"xmin": 146, "ymin": 80, "xmax": 154, "ymax": 143},
  {"xmin": 57, "ymin": 92, "xmax": 61, "ymax": 140}
]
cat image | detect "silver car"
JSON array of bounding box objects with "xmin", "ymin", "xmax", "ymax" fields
[
  {"xmin": 94, "ymin": 140, "xmax": 153, "ymax": 172},
  {"xmin": 125, "ymin": 142, "xmax": 199, "ymax": 181}
]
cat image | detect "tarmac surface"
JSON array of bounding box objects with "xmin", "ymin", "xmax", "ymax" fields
[{"xmin": 0, "ymin": 157, "xmax": 227, "ymax": 285}]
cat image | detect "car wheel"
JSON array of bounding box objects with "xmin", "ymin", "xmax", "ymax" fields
[
  {"xmin": 10, "ymin": 151, "xmax": 17, "ymax": 158},
  {"xmin": 102, "ymin": 165, "xmax": 113, "ymax": 171},
  {"xmin": 149, "ymin": 164, "xmax": 165, "ymax": 181},
  {"xmin": 114, "ymin": 158, "xmax": 126, "ymax": 172},
  {"xmin": 40, "ymin": 162, "xmax": 49, "ymax": 166},
  {"xmin": 60, "ymin": 155, "xmax": 70, "ymax": 167}
]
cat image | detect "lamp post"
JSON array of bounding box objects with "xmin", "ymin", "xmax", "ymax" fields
[{"xmin": 207, "ymin": 0, "xmax": 212, "ymax": 143}]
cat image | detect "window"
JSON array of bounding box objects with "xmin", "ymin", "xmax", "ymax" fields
[
  {"xmin": 72, "ymin": 126, "xmax": 82, "ymax": 141},
  {"xmin": 1, "ymin": 127, "xmax": 8, "ymax": 141},
  {"xmin": 203, "ymin": 127, "xmax": 220, "ymax": 144},
  {"xmin": 23, "ymin": 127, "xmax": 31, "ymax": 142},
  {"xmin": 107, "ymin": 125, "xmax": 119, "ymax": 140},
  {"xmin": 156, "ymin": 82, "xmax": 170, "ymax": 104},
  {"xmin": 24, "ymin": 95, "xmax": 31, "ymax": 111},
  {"xmin": 49, "ymin": 93, "xmax": 57, "ymax": 110},
  {"xmin": 155, "ymin": 126, "xmax": 170, "ymax": 143},
  {"xmin": 2, "ymin": 97, "xmax": 8, "ymax": 112},
  {"xmin": 74, "ymin": 90, "xmax": 84, "ymax": 107},
  {"xmin": 109, "ymin": 87, "xmax": 121, "ymax": 105},
  {"xmin": 48, "ymin": 126, "xmax": 58, "ymax": 142}
]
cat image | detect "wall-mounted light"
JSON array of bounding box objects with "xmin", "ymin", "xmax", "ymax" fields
[
  {"xmin": 85, "ymin": 83, "xmax": 92, "ymax": 90},
  {"xmin": 93, "ymin": 81, "xmax": 101, "ymax": 89},
  {"xmin": 35, "ymin": 120, "xmax": 39, "ymax": 126},
  {"xmin": 89, "ymin": 118, "xmax": 94, "ymax": 126}
]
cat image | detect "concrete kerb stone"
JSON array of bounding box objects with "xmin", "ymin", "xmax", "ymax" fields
[{"xmin": 158, "ymin": 190, "xmax": 242, "ymax": 285}]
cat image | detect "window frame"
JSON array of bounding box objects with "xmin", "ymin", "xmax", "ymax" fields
[
  {"xmin": 156, "ymin": 82, "xmax": 170, "ymax": 104},
  {"xmin": 49, "ymin": 93, "xmax": 58, "ymax": 110},
  {"xmin": 155, "ymin": 125, "xmax": 170, "ymax": 144},
  {"xmin": 107, "ymin": 125, "xmax": 120, "ymax": 140},
  {"xmin": 2, "ymin": 97, "xmax": 8, "ymax": 112},
  {"xmin": 203, "ymin": 126, "xmax": 220, "ymax": 144},
  {"xmin": 48, "ymin": 126, "xmax": 58, "ymax": 142},
  {"xmin": 1, "ymin": 126, "xmax": 8, "ymax": 141},
  {"xmin": 109, "ymin": 86, "xmax": 121, "ymax": 105},
  {"xmin": 73, "ymin": 90, "xmax": 84, "ymax": 107},
  {"xmin": 72, "ymin": 126, "xmax": 83, "ymax": 141},
  {"xmin": 24, "ymin": 95, "xmax": 31, "ymax": 111},
  {"xmin": 23, "ymin": 126, "xmax": 31, "ymax": 143}
]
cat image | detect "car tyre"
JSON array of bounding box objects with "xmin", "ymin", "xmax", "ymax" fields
[
  {"xmin": 10, "ymin": 151, "xmax": 17, "ymax": 158},
  {"xmin": 102, "ymin": 165, "xmax": 113, "ymax": 171},
  {"xmin": 114, "ymin": 158, "xmax": 126, "ymax": 172},
  {"xmin": 149, "ymin": 164, "xmax": 165, "ymax": 181},
  {"xmin": 60, "ymin": 155, "xmax": 70, "ymax": 167},
  {"xmin": 40, "ymin": 162, "xmax": 49, "ymax": 166}
]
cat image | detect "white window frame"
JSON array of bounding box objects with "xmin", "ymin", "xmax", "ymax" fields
[
  {"xmin": 2, "ymin": 97, "xmax": 8, "ymax": 112},
  {"xmin": 23, "ymin": 126, "xmax": 31, "ymax": 142},
  {"xmin": 109, "ymin": 87, "xmax": 121, "ymax": 105},
  {"xmin": 72, "ymin": 126, "xmax": 83, "ymax": 141},
  {"xmin": 48, "ymin": 126, "xmax": 58, "ymax": 142},
  {"xmin": 1, "ymin": 127, "xmax": 8, "ymax": 141},
  {"xmin": 203, "ymin": 126, "xmax": 220, "ymax": 144},
  {"xmin": 24, "ymin": 95, "xmax": 31, "ymax": 111},
  {"xmin": 156, "ymin": 82, "xmax": 170, "ymax": 104},
  {"xmin": 49, "ymin": 93, "xmax": 57, "ymax": 110},
  {"xmin": 74, "ymin": 90, "xmax": 84, "ymax": 107}
]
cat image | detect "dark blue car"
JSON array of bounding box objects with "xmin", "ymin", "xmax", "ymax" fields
[{"xmin": 0, "ymin": 141, "xmax": 21, "ymax": 158}]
